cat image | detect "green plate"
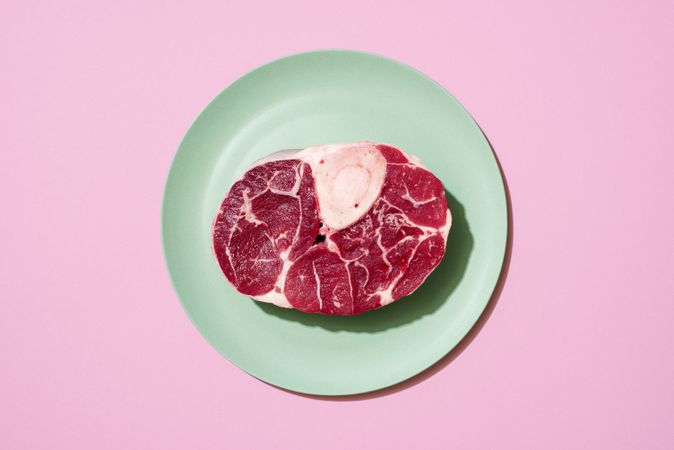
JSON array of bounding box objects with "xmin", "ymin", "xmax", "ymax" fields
[{"xmin": 162, "ymin": 50, "xmax": 507, "ymax": 396}]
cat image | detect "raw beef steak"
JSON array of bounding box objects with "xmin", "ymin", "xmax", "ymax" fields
[{"xmin": 212, "ymin": 142, "xmax": 451, "ymax": 315}]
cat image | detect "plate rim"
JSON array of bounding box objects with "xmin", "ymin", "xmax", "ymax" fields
[{"xmin": 161, "ymin": 49, "xmax": 508, "ymax": 396}]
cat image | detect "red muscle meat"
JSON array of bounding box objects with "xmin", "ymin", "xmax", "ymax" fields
[{"xmin": 212, "ymin": 142, "xmax": 451, "ymax": 315}]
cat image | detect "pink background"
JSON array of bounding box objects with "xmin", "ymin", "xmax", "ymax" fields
[{"xmin": 2, "ymin": 1, "xmax": 673, "ymax": 449}]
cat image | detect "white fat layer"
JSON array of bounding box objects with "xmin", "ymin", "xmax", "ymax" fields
[
  {"xmin": 253, "ymin": 248, "xmax": 293, "ymax": 308},
  {"xmin": 253, "ymin": 148, "xmax": 303, "ymax": 165}
]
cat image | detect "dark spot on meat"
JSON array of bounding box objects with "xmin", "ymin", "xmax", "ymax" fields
[
  {"xmin": 354, "ymin": 203, "xmax": 359, "ymax": 208},
  {"xmin": 320, "ymin": 159, "xmax": 324, "ymax": 164},
  {"xmin": 314, "ymin": 234, "xmax": 326, "ymax": 244}
]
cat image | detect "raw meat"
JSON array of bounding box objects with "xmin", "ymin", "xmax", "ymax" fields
[{"xmin": 212, "ymin": 142, "xmax": 451, "ymax": 315}]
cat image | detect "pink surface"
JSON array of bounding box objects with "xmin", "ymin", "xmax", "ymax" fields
[{"xmin": 2, "ymin": 1, "xmax": 673, "ymax": 449}]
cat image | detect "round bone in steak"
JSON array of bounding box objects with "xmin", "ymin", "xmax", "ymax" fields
[{"xmin": 212, "ymin": 142, "xmax": 451, "ymax": 315}]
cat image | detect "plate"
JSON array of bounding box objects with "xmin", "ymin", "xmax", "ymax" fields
[{"xmin": 162, "ymin": 50, "xmax": 507, "ymax": 395}]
